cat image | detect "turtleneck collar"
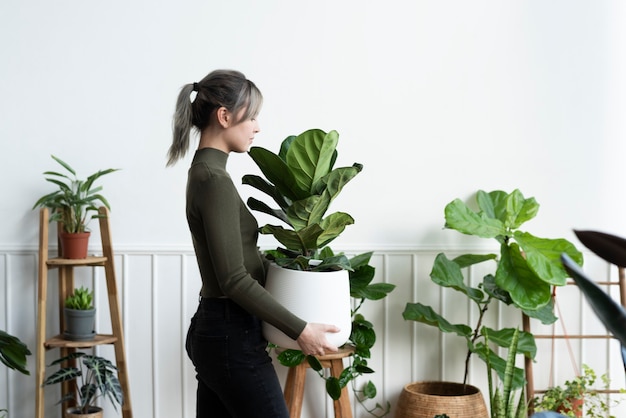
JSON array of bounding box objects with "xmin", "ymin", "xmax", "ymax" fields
[{"xmin": 192, "ymin": 147, "xmax": 229, "ymax": 169}]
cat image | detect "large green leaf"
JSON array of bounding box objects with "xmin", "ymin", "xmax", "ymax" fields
[
  {"xmin": 495, "ymin": 243, "xmax": 551, "ymax": 310},
  {"xmin": 514, "ymin": 231, "xmax": 582, "ymax": 285},
  {"xmin": 246, "ymin": 197, "xmax": 290, "ymax": 225},
  {"xmin": 402, "ymin": 302, "xmax": 472, "ymax": 337},
  {"xmin": 248, "ymin": 146, "xmax": 307, "ymax": 201},
  {"xmin": 259, "ymin": 224, "xmax": 322, "ymax": 254},
  {"xmin": 286, "ymin": 129, "xmax": 338, "ymax": 193},
  {"xmin": 562, "ymin": 253, "xmax": 626, "ymax": 348},
  {"xmin": 444, "ymin": 198, "xmax": 506, "ymax": 238},
  {"xmin": 287, "ymin": 195, "xmax": 324, "ymax": 230},
  {"xmin": 0, "ymin": 331, "xmax": 31, "ymax": 375},
  {"xmin": 317, "ymin": 212, "xmax": 354, "ymax": 248},
  {"xmin": 522, "ymin": 298, "xmax": 558, "ymax": 325},
  {"xmin": 478, "ymin": 189, "xmax": 539, "ymax": 229},
  {"xmin": 430, "ymin": 253, "xmax": 484, "ymax": 303}
]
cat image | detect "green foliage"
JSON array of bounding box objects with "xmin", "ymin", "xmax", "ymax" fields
[
  {"xmin": 276, "ymin": 251, "xmax": 395, "ymax": 417},
  {"xmin": 32, "ymin": 155, "xmax": 119, "ymax": 233},
  {"xmin": 533, "ymin": 364, "xmax": 624, "ymax": 418},
  {"xmin": 487, "ymin": 328, "xmax": 528, "ymax": 418},
  {"xmin": 42, "ymin": 351, "xmax": 123, "ymax": 414},
  {"xmin": 403, "ymin": 189, "xmax": 583, "ymax": 388},
  {"xmin": 65, "ymin": 286, "xmax": 94, "ymax": 310},
  {"xmin": 244, "ymin": 129, "xmax": 362, "ymax": 271},
  {"xmin": 0, "ymin": 330, "xmax": 31, "ymax": 375}
]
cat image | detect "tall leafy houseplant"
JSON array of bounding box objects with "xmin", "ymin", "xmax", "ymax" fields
[
  {"xmin": 403, "ymin": 189, "xmax": 583, "ymax": 389},
  {"xmin": 243, "ymin": 128, "xmax": 362, "ymax": 271},
  {"xmin": 244, "ymin": 129, "xmax": 394, "ymax": 415}
]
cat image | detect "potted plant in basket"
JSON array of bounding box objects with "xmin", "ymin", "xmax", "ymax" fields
[
  {"xmin": 244, "ymin": 129, "xmax": 395, "ymax": 412},
  {"xmin": 32, "ymin": 155, "xmax": 118, "ymax": 259},
  {"xmin": 64, "ymin": 286, "xmax": 96, "ymax": 342},
  {"xmin": 399, "ymin": 189, "xmax": 583, "ymax": 418},
  {"xmin": 42, "ymin": 351, "xmax": 123, "ymax": 418}
]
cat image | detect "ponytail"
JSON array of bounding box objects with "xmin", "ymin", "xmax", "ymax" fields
[{"xmin": 167, "ymin": 83, "xmax": 196, "ymax": 166}]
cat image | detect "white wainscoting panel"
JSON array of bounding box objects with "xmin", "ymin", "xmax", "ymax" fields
[{"xmin": 1, "ymin": 247, "xmax": 626, "ymax": 418}]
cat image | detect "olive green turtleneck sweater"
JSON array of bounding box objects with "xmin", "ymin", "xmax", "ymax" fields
[{"xmin": 186, "ymin": 147, "xmax": 306, "ymax": 340}]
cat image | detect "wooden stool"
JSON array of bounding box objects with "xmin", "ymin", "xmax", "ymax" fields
[{"xmin": 283, "ymin": 346, "xmax": 355, "ymax": 418}]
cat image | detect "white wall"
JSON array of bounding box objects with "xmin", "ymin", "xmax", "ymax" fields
[{"xmin": 2, "ymin": 1, "xmax": 626, "ymax": 417}]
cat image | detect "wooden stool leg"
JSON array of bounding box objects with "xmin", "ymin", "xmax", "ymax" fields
[
  {"xmin": 284, "ymin": 362, "xmax": 307, "ymax": 418},
  {"xmin": 329, "ymin": 359, "xmax": 353, "ymax": 418}
]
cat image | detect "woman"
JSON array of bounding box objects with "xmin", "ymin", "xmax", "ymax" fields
[{"xmin": 167, "ymin": 69, "xmax": 340, "ymax": 418}]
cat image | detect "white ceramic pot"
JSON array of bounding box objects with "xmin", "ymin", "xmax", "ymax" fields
[{"xmin": 262, "ymin": 263, "xmax": 352, "ymax": 350}]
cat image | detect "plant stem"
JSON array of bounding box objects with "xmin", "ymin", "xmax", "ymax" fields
[{"xmin": 464, "ymin": 297, "xmax": 491, "ymax": 386}]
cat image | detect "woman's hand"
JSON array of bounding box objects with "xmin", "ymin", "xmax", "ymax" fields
[{"xmin": 296, "ymin": 323, "xmax": 340, "ymax": 356}]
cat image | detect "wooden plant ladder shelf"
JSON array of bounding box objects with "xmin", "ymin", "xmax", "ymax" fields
[{"xmin": 34, "ymin": 207, "xmax": 132, "ymax": 418}]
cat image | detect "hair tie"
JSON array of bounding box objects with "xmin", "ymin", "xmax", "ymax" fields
[{"xmin": 192, "ymin": 82, "xmax": 199, "ymax": 92}]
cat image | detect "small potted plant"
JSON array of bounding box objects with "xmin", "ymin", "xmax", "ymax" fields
[
  {"xmin": 398, "ymin": 189, "xmax": 583, "ymax": 417},
  {"xmin": 533, "ymin": 365, "xmax": 623, "ymax": 418},
  {"xmin": 42, "ymin": 351, "xmax": 123, "ymax": 418},
  {"xmin": 32, "ymin": 155, "xmax": 118, "ymax": 259},
  {"xmin": 64, "ymin": 286, "xmax": 96, "ymax": 341}
]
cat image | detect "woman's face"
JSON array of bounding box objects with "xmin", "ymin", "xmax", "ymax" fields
[{"xmin": 224, "ymin": 108, "xmax": 261, "ymax": 153}]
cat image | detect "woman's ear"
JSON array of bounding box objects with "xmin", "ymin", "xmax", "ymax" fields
[{"xmin": 216, "ymin": 107, "xmax": 231, "ymax": 128}]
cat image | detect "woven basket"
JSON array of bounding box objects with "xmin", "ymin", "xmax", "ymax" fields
[{"xmin": 395, "ymin": 381, "xmax": 489, "ymax": 418}]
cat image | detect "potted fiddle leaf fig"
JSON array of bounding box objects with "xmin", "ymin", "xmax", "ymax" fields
[
  {"xmin": 32, "ymin": 155, "xmax": 119, "ymax": 259},
  {"xmin": 243, "ymin": 128, "xmax": 363, "ymax": 350},
  {"xmin": 399, "ymin": 189, "xmax": 583, "ymax": 416},
  {"xmin": 243, "ymin": 129, "xmax": 393, "ymax": 413},
  {"xmin": 42, "ymin": 351, "xmax": 123, "ymax": 418}
]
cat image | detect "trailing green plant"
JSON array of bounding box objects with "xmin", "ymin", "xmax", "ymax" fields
[
  {"xmin": 65, "ymin": 286, "xmax": 94, "ymax": 310},
  {"xmin": 403, "ymin": 189, "xmax": 583, "ymax": 389},
  {"xmin": 532, "ymin": 364, "xmax": 624, "ymax": 418},
  {"xmin": 243, "ymin": 129, "xmax": 362, "ymax": 271},
  {"xmin": 33, "ymin": 155, "xmax": 119, "ymax": 233},
  {"xmin": 486, "ymin": 328, "xmax": 527, "ymax": 418},
  {"xmin": 42, "ymin": 351, "xmax": 123, "ymax": 414},
  {"xmin": 276, "ymin": 251, "xmax": 395, "ymax": 417}
]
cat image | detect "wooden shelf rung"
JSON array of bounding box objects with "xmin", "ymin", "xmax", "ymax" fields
[
  {"xmin": 44, "ymin": 334, "xmax": 118, "ymax": 349},
  {"xmin": 46, "ymin": 256, "xmax": 107, "ymax": 267}
]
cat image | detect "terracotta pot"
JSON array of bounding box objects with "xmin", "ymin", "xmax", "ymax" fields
[
  {"xmin": 60, "ymin": 231, "xmax": 91, "ymax": 259},
  {"xmin": 556, "ymin": 396, "xmax": 584, "ymax": 417},
  {"xmin": 262, "ymin": 263, "xmax": 351, "ymax": 350},
  {"xmin": 395, "ymin": 381, "xmax": 489, "ymax": 418},
  {"xmin": 65, "ymin": 406, "xmax": 103, "ymax": 418}
]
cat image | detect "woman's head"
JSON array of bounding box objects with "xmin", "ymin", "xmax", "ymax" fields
[{"xmin": 167, "ymin": 69, "xmax": 263, "ymax": 166}]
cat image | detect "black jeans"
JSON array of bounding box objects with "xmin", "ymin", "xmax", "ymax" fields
[{"xmin": 185, "ymin": 298, "xmax": 289, "ymax": 418}]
